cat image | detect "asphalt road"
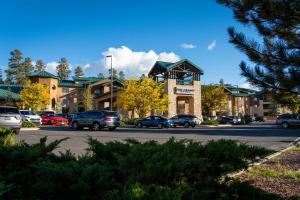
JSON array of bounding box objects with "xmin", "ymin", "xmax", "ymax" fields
[{"xmin": 16, "ymin": 126, "xmax": 300, "ymax": 155}]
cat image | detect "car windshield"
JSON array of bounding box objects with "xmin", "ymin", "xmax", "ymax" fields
[
  {"xmin": 104, "ymin": 111, "xmax": 119, "ymax": 117},
  {"xmin": 0, "ymin": 107, "xmax": 19, "ymax": 114},
  {"xmin": 20, "ymin": 110, "xmax": 36, "ymax": 115}
]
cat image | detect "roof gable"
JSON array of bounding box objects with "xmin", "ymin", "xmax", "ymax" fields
[
  {"xmin": 149, "ymin": 59, "xmax": 204, "ymax": 76},
  {"xmin": 29, "ymin": 71, "xmax": 58, "ymax": 79}
]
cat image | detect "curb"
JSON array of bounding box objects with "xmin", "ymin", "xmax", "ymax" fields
[
  {"xmin": 228, "ymin": 136, "xmax": 300, "ymax": 178},
  {"xmin": 21, "ymin": 127, "xmax": 40, "ymax": 131},
  {"xmin": 198, "ymin": 124, "xmax": 232, "ymax": 128}
]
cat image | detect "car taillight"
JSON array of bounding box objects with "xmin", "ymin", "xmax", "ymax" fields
[{"xmin": 103, "ymin": 116, "xmax": 108, "ymax": 121}]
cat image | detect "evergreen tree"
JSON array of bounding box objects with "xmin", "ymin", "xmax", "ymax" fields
[
  {"xmin": 108, "ymin": 68, "xmax": 118, "ymax": 78},
  {"xmin": 118, "ymin": 70, "xmax": 125, "ymax": 80},
  {"xmin": 16, "ymin": 57, "xmax": 33, "ymax": 84},
  {"xmin": 56, "ymin": 57, "xmax": 71, "ymax": 80},
  {"xmin": 219, "ymin": 79, "xmax": 224, "ymax": 86},
  {"xmin": 0, "ymin": 68, "xmax": 3, "ymax": 84},
  {"xmin": 74, "ymin": 66, "xmax": 84, "ymax": 77},
  {"xmin": 217, "ymin": 0, "xmax": 300, "ymax": 104},
  {"xmin": 35, "ymin": 59, "xmax": 46, "ymax": 72},
  {"xmin": 97, "ymin": 73, "xmax": 105, "ymax": 78},
  {"xmin": 5, "ymin": 49, "xmax": 23, "ymax": 83}
]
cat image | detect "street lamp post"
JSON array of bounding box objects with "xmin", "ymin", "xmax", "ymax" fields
[{"xmin": 106, "ymin": 55, "xmax": 113, "ymax": 111}]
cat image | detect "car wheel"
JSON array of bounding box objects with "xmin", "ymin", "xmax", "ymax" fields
[
  {"xmin": 158, "ymin": 123, "xmax": 163, "ymax": 129},
  {"xmin": 92, "ymin": 122, "xmax": 101, "ymax": 131},
  {"xmin": 184, "ymin": 122, "xmax": 190, "ymax": 128},
  {"xmin": 109, "ymin": 127, "xmax": 116, "ymax": 131},
  {"xmin": 137, "ymin": 123, "xmax": 142, "ymax": 128},
  {"xmin": 72, "ymin": 122, "xmax": 79, "ymax": 130},
  {"xmin": 47, "ymin": 120, "xmax": 52, "ymax": 125},
  {"xmin": 282, "ymin": 122, "xmax": 289, "ymax": 129}
]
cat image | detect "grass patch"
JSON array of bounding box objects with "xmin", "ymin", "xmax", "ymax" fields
[
  {"xmin": 22, "ymin": 121, "xmax": 36, "ymax": 128},
  {"xmin": 202, "ymin": 120, "xmax": 219, "ymax": 125},
  {"xmin": 249, "ymin": 165, "xmax": 300, "ymax": 181},
  {"xmin": 249, "ymin": 166, "xmax": 280, "ymax": 178}
]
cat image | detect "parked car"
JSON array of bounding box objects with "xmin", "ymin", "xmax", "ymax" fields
[
  {"xmin": 0, "ymin": 106, "xmax": 22, "ymax": 134},
  {"xmin": 71, "ymin": 110, "xmax": 120, "ymax": 131},
  {"xmin": 136, "ymin": 116, "xmax": 173, "ymax": 129},
  {"xmin": 170, "ymin": 114, "xmax": 202, "ymax": 128},
  {"xmin": 38, "ymin": 110, "xmax": 55, "ymax": 117},
  {"xmin": 218, "ymin": 116, "xmax": 241, "ymax": 124},
  {"xmin": 41, "ymin": 114, "xmax": 69, "ymax": 126},
  {"xmin": 54, "ymin": 113, "xmax": 74, "ymax": 125},
  {"xmin": 276, "ymin": 114, "xmax": 300, "ymax": 129},
  {"xmin": 19, "ymin": 110, "xmax": 42, "ymax": 127}
]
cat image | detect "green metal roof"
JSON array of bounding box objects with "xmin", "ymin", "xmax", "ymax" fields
[
  {"xmin": 155, "ymin": 61, "xmax": 174, "ymax": 69},
  {"xmin": 0, "ymin": 89, "xmax": 20, "ymax": 100},
  {"xmin": 0, "ymin": 84, "xmax": 23, "ymax": 94},
  {"xmin": 149, "ymin": 59, "xmax": 204, "ymax": 75},
  {"xmin": 224, "ymin": 85, "xmax": 257, "ymax": 97},
  {"xmin": 58, "ymin": 80, "xmax": 83, "ymax": 88},
  {"xmin": 29, "ymin": 71, "xmax": 58, "ymax": 79},
  {"xmin": 72, "ymin": 76, "xmax": 104, "ymax": 83}
]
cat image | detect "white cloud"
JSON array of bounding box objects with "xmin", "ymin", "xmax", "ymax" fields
[
  {"xmin": 239, "ymin": 82, "xmax": 256, "ymax": 90},
  {"xmin": 85, "ymin": 46, "xmax": 180, "ymax": 77},
  {"xmin": 46, "ymin": 61, "xmax": 59, "ymax": 74},
  {"xmin": 82, "ymin": 63, "xmax": 90, "ymax": 71},
  {"xmin": 208, "ymin": 40, "xmax": 216, "ymax": 50},
  {"xmin": 180, "ymin": 43, "xmax": 196, "ymax": 49}
]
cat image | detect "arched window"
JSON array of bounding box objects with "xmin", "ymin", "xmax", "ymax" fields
[{"xmin": 51, "ymin": 98, "xmax": 56, "ymax": 110}]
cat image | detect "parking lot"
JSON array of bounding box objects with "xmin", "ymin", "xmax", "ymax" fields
[{"xmin": 16, "ymin": 126, "xmax": 300, "ymax": 155}]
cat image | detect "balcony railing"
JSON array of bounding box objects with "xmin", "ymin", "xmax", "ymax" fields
[{"xmin": 176, "ymin": 80, "xmax": 194, "ymax": 86}]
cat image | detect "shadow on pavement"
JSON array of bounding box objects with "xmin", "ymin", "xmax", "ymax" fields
[{"xmin": 38, "ymin": 125, "xmax": 300, "ymax": 138}]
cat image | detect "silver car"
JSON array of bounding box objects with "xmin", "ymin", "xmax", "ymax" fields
[
  {"xmin": 276, "ymin": 114, "xmax": 300, "ymax": 129},
  {"xmin": 19, "ymin": 110, "xmax": 42, "ymax": 127},
  {"xmin": 0, "ymin": 106, "xmax": 22, "ymax": 134},
  {"xmin": 71, "ymin": 110, "xmax": 120, "ymax": 131}
]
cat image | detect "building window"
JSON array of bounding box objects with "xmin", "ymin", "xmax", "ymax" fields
[
  {"xmin": 94, "ymin": 89, "xmax": 101, "ymax": 95},
  {"xmin": 52, "ymin": 85, "xmax": 56, "ymax": 90}
]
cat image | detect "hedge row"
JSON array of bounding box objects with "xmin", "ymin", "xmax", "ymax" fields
[{"xmin": 0, "ymin": 129, "xmax": 283, "ymax": 199}]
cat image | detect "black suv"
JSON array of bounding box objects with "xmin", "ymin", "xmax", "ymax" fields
[
  {"xmin": 71, "ymin": 110, "xmax": 120, "ymax": 130},
  {"xmin": 170, "ymin": 114, "xmax": 201, "ymax": 128}
]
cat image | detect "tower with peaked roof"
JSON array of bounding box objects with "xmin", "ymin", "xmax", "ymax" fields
[{"xmin": 149, "ymin": 59, "xmax": 204, "ymax": 118}]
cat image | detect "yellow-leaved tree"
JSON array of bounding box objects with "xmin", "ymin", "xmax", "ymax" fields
[
  {"xmin": 201, "ymin": 85, "xmax": 228, "ymax": 116},
  {"xmin": 19, "ymin": 81, "xmax": 50, "ymax": 111},
  {"xmin": 117, "ymin": 77, "xmax": 168, "ymax": 118}
]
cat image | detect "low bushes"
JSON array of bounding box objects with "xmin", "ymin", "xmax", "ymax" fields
[
  {"xmin": 120, "ymin": 118, "xmax": 139, "ymax": 127},
  {"xmin": 202, "ymin": 120, "xmax": 219, "ymax": 125},
  {"xmin": 0, "ymin": 128, "xmax": 15, "ymax": 146},
  {"xmin": 22, "ymin": 121, "xmax": 36, "ymax": 128},
  {"xmin": 0, "ymin": 135, "xmax": 274, "ymax": 199}
]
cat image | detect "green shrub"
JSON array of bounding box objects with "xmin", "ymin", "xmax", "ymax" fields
[
  {"xmin": 0, "ymin": 128, "xmax": 15, "ymax": 146},
  {"xmin": 119, "ymin": 120, "xmax": 126, "ymax": 127},
  {"xmin": 202, "ymin": 120, "xmax": 219, "ymax": 125},
  {"xmin": 22, "ymin": 121, "xmax": 36, "ymax": 128},
  {"xmin": 0, "ymin": 137, "xmax": 273, "ymax": 199},
  {"xmin": 121, "ymin": 118, "xmax": 139, "ymax": 126},
  {"xmin": 241, "ymin": 114, "xmax": 253, "ymax": 124}
]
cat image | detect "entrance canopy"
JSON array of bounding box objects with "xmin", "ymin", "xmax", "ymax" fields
[{"xmin": 148, "ymin": 59, "xmax": 204, "ymax": 84}]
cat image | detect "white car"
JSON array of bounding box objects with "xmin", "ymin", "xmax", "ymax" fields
[{"xmin": 19, "ymin": 110, "xmax": 42, "ymax": 127}]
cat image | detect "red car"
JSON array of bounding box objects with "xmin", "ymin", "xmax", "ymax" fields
[{"xmin": 41, "ymin": 114, "xmax": 69, "ymax": 126}]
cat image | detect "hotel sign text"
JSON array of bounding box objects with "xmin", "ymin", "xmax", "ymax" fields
[{"xmin": 174, "ymin": 88, "xmax": 195, "ymax": 95}]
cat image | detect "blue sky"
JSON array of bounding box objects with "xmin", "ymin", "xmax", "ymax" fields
[{"xmin": 0, "ymin": 0, "xmax": 257, "ymax": 87}]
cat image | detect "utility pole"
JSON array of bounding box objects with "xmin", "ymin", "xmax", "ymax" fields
[{"xmin": 106, "ymin": 55, "xmax": 113, "ymax": 111}]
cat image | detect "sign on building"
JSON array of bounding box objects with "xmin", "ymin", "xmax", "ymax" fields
[{"xmin": 174, "ymin": 87, "xmax": 195, "ymax": 95}]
